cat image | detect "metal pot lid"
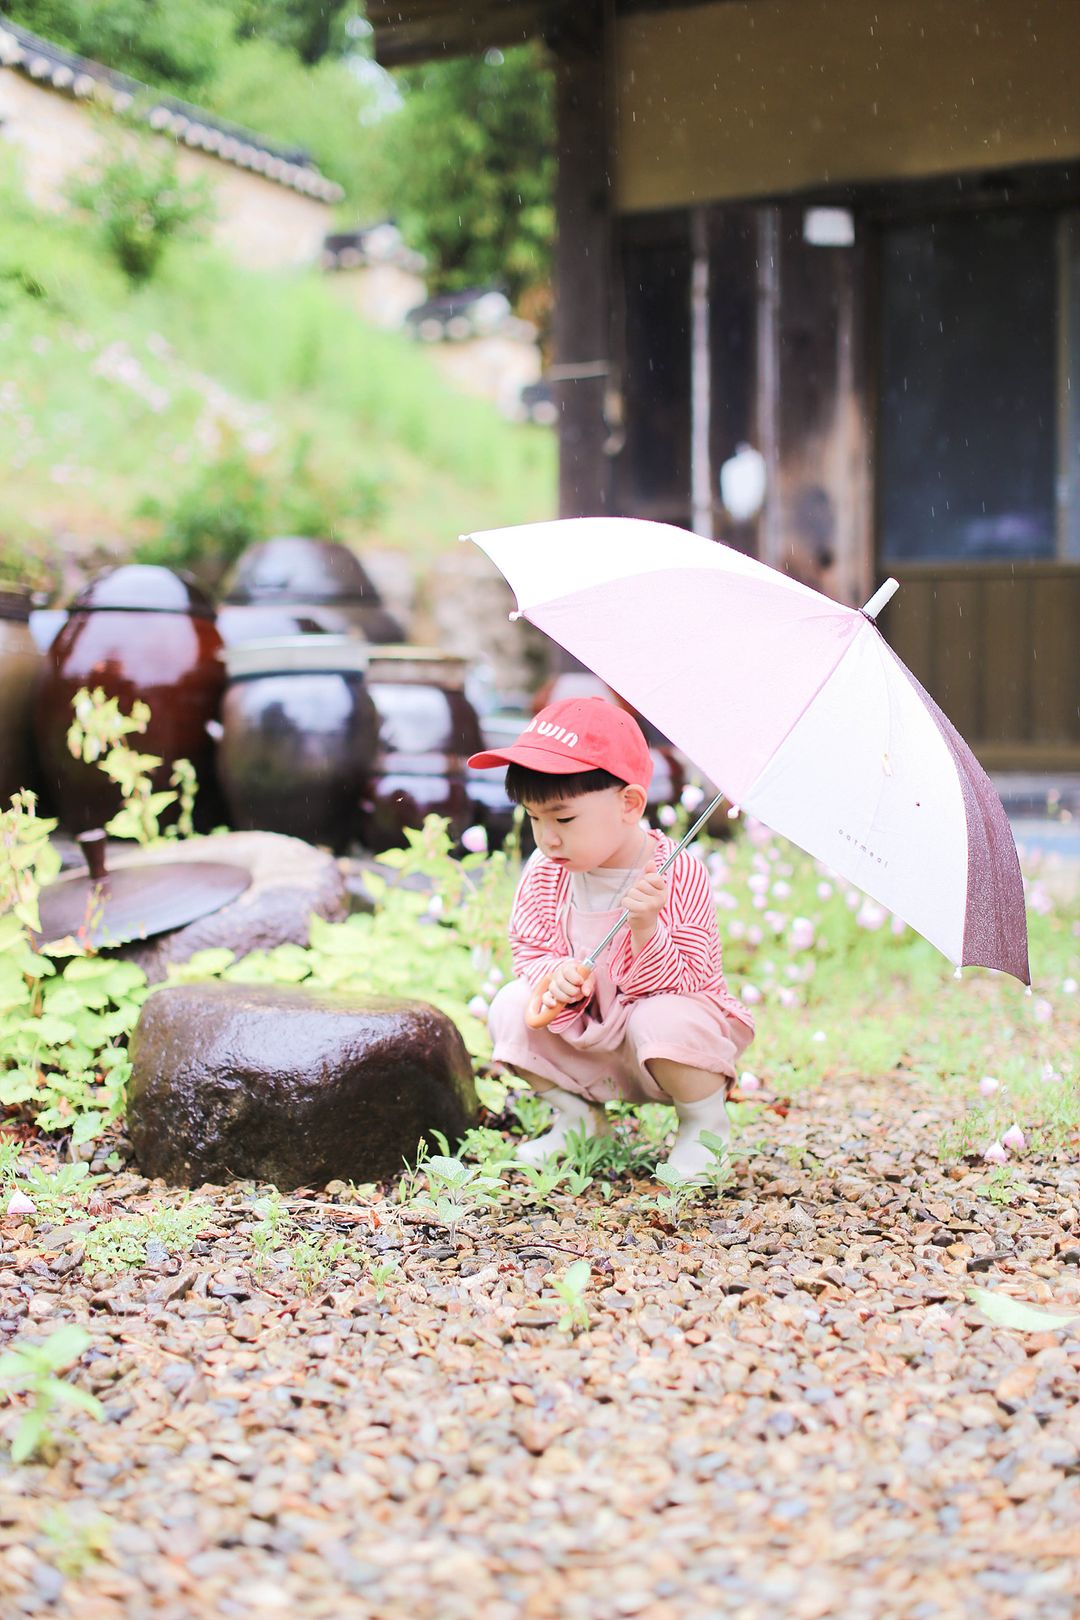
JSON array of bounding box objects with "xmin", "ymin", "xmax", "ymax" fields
[
  {"xmin": 222, "ymin": 536, "xmax": 383, "ymax": 607},
  {"xmin": 33, "ymin": 831, "xmax": 251, "ymax": 949},
  {"xmin": 224, "ymin": 633, "xmax": 371, "ymax": 679},
  {"xmin": 70, "ymin": 565, "xmax": 217, "ymax": 619}
]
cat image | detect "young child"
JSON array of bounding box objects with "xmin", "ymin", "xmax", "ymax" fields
[{"xmin": 468, "ymin": 696, "xmax": 754, "ymax": 1180}]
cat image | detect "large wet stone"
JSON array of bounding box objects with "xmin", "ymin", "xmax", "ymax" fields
[
  {"xmin": 126, "ymin": 981, "xmax": 477, "ymax": 1189},
  {"xmin": 116, "ymin": 832, "xmax": 347, "ymax": 984}
]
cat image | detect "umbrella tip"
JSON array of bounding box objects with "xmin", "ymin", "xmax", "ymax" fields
[{"xmin": 861, "ymin": 578, "xmax": 900, "ymax": 621}]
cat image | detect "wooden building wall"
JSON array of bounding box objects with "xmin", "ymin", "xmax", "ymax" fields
[{"xmin": 614, "ymin": 0, "xmax": 1080, "ymax": 212}]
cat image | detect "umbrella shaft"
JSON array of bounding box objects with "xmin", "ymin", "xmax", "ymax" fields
[{"xmin": 581, "ymin": 791, "xmax": 726, "ymax": 968}]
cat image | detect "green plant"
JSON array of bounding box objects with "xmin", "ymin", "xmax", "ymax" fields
[
  {"xmin": 0, "ymin": 1136, "xmax": 25, "ymax": 1190},
  {"xmin": 16, "ymin": 1162, "xmax": 96, "ymax": 1218},
  {"xmin": 287, "ymin": 1232, "xmax": 348, "ymax": 1295},
  {"xmin": 976, "ymin": 1166, "xmax": 1029, "ymax": 1207},
  {"xmin": 132, "ymin": 444, "xmax": 270, "ymax": 589},
  {"xmin": 132, "ymin": 433, "xmax": 383, "ymax": 591},
  {"xmin": 0, "ymin": 1325, "xmax": 104, "ymax": 1463},
  {"xmin": 0, "ymin": 792, "xmax": 63, "ymax": 934},
  {"xmin": 0, "ymin": 920, "xmax": 145, "ymax": 1141},
  {"xmin": 66, "ymin": 687, "xmax": 196, "ymax": 845},
  {"xmin": 653, "ymin": 1163, "xmax": 697, "ymax": 1224},
  {"xmin": 384, "ymin": 44, "xmax": 554, "ymax": 308},
  {"xmin": 543, "ymin": 1260, "xmax": 591, "ymax": 1335},
  {"xmin": 412, "ymin": 1154, "xmax": 505, "ymax": 1243},
  {"xmin": 82, "ymin": 1200, "xmax": 213, "ymax": 1275},
  {"xmin": 65, "ymin": 134, "xmax": 214, "ymax": 283},
  {"xmin": 515, "ymin": 1159, "xmax": 566, "ymax": 1210},
  {"xmin": 511, "ymin": 1093, "xmax": 554, "ymax": 1141},
  {"xmin": 38, "ymin": 1505, "xmax": 113, "ymax": 1580},
  {"xmin": 247, "ymin": 1189, "xmax": 295, "ymax": 1271},
  {"xmin": 457, "ymin": 1126, "xmax": 518, "ymax": 1172},
  {"xmin": 364, "ymin": 1253, "xmax": 400, "ymax": 1304},
  {"xmin": 696, "ymin": 1131, "xmax": 734, "ymax": 1194}
]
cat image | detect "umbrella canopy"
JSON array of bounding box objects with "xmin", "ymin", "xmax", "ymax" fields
[{"xmin": 465, "ymin": 517, "xmax": 1029, "ymax": 986}]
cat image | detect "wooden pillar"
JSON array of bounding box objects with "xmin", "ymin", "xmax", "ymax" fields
[
  {"xmin": 755, "ymin": 206, "xmax": 783, "ymax": 570},
  {"xmin": 549, "ymin": 1, "xmax": 614, "ymax": 518},
  {"xmin": 689, "ymin": 206, "xmax": 713, "ymax": 538}
]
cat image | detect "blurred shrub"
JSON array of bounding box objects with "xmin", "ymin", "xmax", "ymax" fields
[
  {"xmin": 381, "ymin": 44, "xmax": 554, "ymax": 308},
  {"xmin": 7, "ymin": 0, "xmax": 234, "ymax": 95},
  {"xmin": 134, "ymin": 435, "xmax": 383, "ymax": 589},
  {"xmin": 65, "ymin": 136, "xmax": 215, "ymax": 283}
]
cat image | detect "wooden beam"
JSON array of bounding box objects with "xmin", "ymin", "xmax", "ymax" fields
[{"xmin": 369, "ymin": 0, "xmax": 556, "ymax": 66}]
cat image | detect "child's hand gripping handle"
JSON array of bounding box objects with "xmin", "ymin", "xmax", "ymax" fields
[{"xmin": 524, "ymin": 962, "xmax": 595, "ymax": 1029}]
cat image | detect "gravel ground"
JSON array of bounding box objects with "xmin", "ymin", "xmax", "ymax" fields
[{"xmin": 2, "ymin": 1069, "xmax": 1079, "ymax": 1620}]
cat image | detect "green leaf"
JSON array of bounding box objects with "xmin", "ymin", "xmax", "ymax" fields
[
  {"xmin": 167, "ymin": 947, "xmax": 235, "ymax": 979},
  {"xmin": 561, "ymin": 1260, "xmax": 591, "ymax": 1293},
  {"xmin": 0, "ymin": 1070, "xmax": 40, "ymax": 1106},
  {"xmin": 699, "ymin": 1130, "xmax": 729, "ymax": 1158},
  {"xmin": 62, "ymin": 959, "xmax": 117, "ymax": 983},
  {"xmin": 19, "ymin": 1014, "xmax": 76, "ymax": 1046},
  {"xmin": 369, "ymin": 848, "xmax": 408, "ymax": 870},
  {"xmin": 45, "ymin": 1380, "xmax": 105, "ymax": 1420},
  {"xmin": 11, "ymin": 1409, "xmax": 47, "ymax": 1464},
  {"xmin": 13, "ymin": 900, "xmax": 41, "ymax": 933},
  {"xmin": 655, "ymin": 1163, "xmax": 688, "ymax": 1190},
  {"xmin": 70, "ymin": 1111, "xmax": 104, "ymax": 1146},
  {"xmin": 968, "ymin": 1288, "xmax": 1080, "ymax": 1332},
  {"xmin": 23, "ymin": 1324, "xmax": 91, "ymax": 1372}
]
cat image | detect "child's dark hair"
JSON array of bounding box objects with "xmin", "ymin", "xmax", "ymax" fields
[{"xmin": 505, "ymin": 764, "xmax": 627, "ymax": 807}]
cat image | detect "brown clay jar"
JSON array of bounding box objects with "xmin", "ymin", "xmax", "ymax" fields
[
  {"xmin": 34, "ymin": 565, "xmax": 225, "ymax": 834},
  {"xmin": 216, "ymin": 634, "xmax": 379, "ymax": 852},
  {"xmin": 0, "ymin": 585, "xmax": 42, "ymax": 805},
  {"xmin": 221, "ymin": 536, "xmax": 403, "ymax": 644},
  {"xmin": 359, "ymin": 647, "xmax": 512, "ymax": 850}
]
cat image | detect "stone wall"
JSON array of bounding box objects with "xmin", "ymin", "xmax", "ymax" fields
[{"xmin": 0, "ymin": 69, "xmax": 333, "ymax": 271}]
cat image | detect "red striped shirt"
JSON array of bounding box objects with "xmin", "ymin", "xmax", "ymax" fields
[{"xmin": 508, "ymin": 828, "xmax": 754, "ymax": 1035}]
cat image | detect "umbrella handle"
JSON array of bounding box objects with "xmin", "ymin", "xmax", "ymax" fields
[{"xmin": 524, "ymin": 967, "xmax": 594, "ymax": 1029}]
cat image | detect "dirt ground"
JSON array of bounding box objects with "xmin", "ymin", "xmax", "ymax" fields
[{"xmin": 2, "ymin": 1068, "xmax": 1079, "ymax": 1620}]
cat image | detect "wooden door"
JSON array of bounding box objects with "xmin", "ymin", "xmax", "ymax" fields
[{"xmin": 876, "ymin": 205, "xmax": 1080, "ymax": 768}]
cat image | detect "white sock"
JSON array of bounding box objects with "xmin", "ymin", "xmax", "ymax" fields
[
  {"xmin": 663, "ymin": 1088, "xmax": 731, "ymax": 1181},
  {"xmin": 516, "ymin": 1086, "xmax": 609, "ymax": 1165}
]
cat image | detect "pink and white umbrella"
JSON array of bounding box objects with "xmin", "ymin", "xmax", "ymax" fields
[{"xmin": 465, "ymin": 516, "xmax": 1029, "ymax": 985}]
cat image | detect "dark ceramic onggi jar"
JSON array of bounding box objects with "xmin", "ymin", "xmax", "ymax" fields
[
  {"xmin": 34, "ymin": 565, "xmax": 225, "ymax": 834},
  {"xmin": 0, "ymin": 585, "xmax": 42, "ymax": 804},
  {"xmin": 359, "ymin": 647, "xmax": 512, "ymax": 850},
  {"xmin": 216, "ymin": 635, "xmax": 379, "ymax": 852},
  {"xmin": 220, "ymin": 536, "xmax": 403, "ymax": 645}
]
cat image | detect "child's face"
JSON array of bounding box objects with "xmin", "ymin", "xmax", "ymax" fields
[{"xmin": 521, "ymin": 785, "xmax": 648, "ymax": 872}]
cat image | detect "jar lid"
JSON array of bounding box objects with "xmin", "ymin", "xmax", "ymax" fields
[
  {"xmin": 367, "ymin": 645, "xmax": 467, "ymax": 690},
  {"xmin": 224, "ymin": 633, "xmax": 371, "ymax": 679},
  {"xmin": 222, "ymin": 536, "xmax": 384, "ymax": 607},
  {"xmin": 0, "ymin": 585, "xmax": 33, "ymax": 623},
  {"xmin": 70, "ymin": 565, "xmax": 216, "ymax": 618}
]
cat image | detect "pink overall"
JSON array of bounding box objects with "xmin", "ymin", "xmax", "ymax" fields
[{"xmin": 488, "ymin": 897, "xmax": 753, "ymax": 1105}]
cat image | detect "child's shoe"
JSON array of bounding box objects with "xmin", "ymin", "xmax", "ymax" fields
[
  {"xmin": 663, "ymin": 1088, "xmax": 731, "ymax": 1182},
  {"xmin": 516, "ymin": 1086, "xmax": 610, "ymax": 1166}
]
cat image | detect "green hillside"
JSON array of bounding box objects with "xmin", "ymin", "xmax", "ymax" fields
[{"xmin": 0, "ymin": 158, "xmax": 556, "ymax": 592}]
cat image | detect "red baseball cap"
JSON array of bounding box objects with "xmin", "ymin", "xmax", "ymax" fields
[{"xmin": 468, "ymin": 696, "xmax": 653, "ymax": 787}]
